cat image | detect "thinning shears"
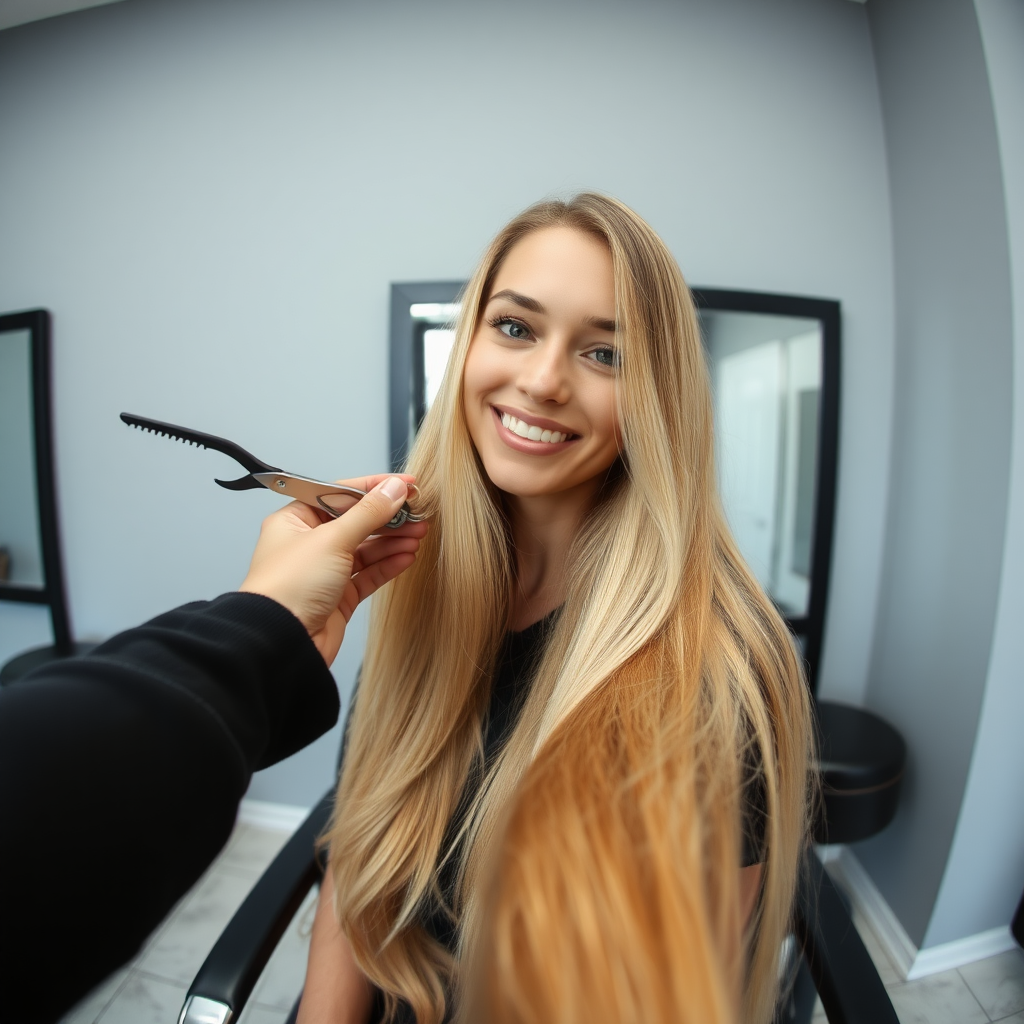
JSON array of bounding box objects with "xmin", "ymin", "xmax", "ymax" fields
[{"xmin": 120, "ymin": 413, "xmax": 423, "ymax": 529}]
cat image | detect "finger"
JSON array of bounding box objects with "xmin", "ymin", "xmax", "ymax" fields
[
  {"xmin": 379, "ymin": 519, "xmax": 430, "ymax": 538},
  {"xmin": 323, "ymin": 477, "xmax": 412, "ymax": 551},
  {"xmin": 329, "ymin": 472, "xmax": 417, "ymax": 493},
  {"xmin": 350, "ymin": 550, "xmax": 418, "ymax": 606},
  {"xmin": 268, "ymin": 500, "xmax": 331, "ymax": 530},
  {"xmin": 351, "ymin": 535, "xmax": 421, "ymax": 573}
]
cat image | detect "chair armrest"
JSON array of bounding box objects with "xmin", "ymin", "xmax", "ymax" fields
[
  {"xmin": 794, "ymin": 852, "xmax": 899, "ymax": 1024},
  {"xmin": 178, "ymin": 790, "xmax": 333, "ymax": 1024}
]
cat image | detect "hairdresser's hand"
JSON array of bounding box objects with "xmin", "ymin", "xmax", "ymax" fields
[{"xmin": 239, "ymin": 474, "xmax": 427, "ymax": 665}]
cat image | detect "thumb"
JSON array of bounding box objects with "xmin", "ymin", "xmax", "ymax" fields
[{"xmin": 325, "ymin": 477, "xmax": 410, "ymax": 551}]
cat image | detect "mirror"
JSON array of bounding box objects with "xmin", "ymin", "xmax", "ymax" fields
[
  {"xmin": 0, "ymin": 309, "xmax": 79, "ymax": 680},
  {"xmin": 0, "ymin": 327, "xmax": 45, "ymax": 590},
  {"xmin": 700, "ymin": 310, "xmax": 822, "ymax": 619},
  {"xmin": 389, "ymin": 284, "xmax": 839, "ymax": 690}
]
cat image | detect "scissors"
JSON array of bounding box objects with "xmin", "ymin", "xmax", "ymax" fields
[{"xmin": 120, "ymin": 412, "xmax": 424, "ymax": 529}]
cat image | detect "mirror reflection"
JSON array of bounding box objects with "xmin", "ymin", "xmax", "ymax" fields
[
  {"xmin": 0, "ymin": 327, "xmax": 45, "ymax": 590},
  {"xmin": 405, "ymin": 302, "xmax": 824, "ymax": 621},
  {"xmin": 699, "ymin": 311, "xmax": 822, "ymax": 618}
]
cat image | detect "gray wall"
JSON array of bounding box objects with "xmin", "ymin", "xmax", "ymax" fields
[
  {"xmin": 859, "ymin": 0, "xmax": 1015, "ymax": 948},
  {"xmin": 0, "ymin": 0, "xmax": 895, "ymax": 804},
  {"xmin": 923, "ymin": 0, "xmax": 1024, "ymax": 949}
]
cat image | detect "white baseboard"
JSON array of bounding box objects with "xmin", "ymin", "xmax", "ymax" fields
[
  {"xmin": 907, "ymin": 927, "xmax": 1017, "ymax": 980},
  {"xmin": 823, "ymin": 845, "xmax": 917, "ymax": 978},
  {"xmin": 238, "ymin": 798, "xmax": 312, "ymax": 833},
  {"xmin": 818, "ymin": 845, "xmax": 1019, "ymax": 980}
]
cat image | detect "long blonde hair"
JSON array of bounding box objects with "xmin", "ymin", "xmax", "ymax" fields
[{"xmin": 326, "ymin": 193, "xmax": 813, "ymax": 1024}]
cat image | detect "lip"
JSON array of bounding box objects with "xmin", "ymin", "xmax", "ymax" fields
[
  {"xmin": 491, "ymin": 406, "xmax": 579, "ymax": 455},
  {"xmin": 492, "ymin": 405, "xmax": 578, "ymax": 436}
]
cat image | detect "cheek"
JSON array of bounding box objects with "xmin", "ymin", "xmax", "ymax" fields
[
  {"xmin": 462, "ymin": 340, "xmax": 497, "ymax": 445},
  {"xmin": 461, "ymin": 342, "xmax": 483, "ymax": 413},
  {"xmin": 591, "ymin": 387, "xmax": 621, "ymax": 448},
  {"xmin": 463, "ymin": 338, "xmax": 506, "ymax": 404}
]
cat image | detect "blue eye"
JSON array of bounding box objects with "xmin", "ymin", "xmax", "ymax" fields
[
  {"xmin": 589, "ymin": 346, "xmax": 621, "ymax": 369},
  {"xmin": 490, "ymin": 317, "xmax": 531, "ymax": 340}
]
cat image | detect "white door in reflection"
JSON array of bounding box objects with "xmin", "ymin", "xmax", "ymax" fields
[
  {"xmin": 424, "ymin": 328, "xmax": 456, "ymax": 409},
  {"xmin": 0, "ymin": 329, "xmax": 45, "ymax": 589},
  {"xmin": 706, "ymin": 311, "xmax": 821, "ymax": 618},
  {"xmin": 773, "ymin": 331, "xmax": 820, "ymax": 615},
  {"xmin": 716, "ymin": 342, "xmax": 782, "ymax": 589}
]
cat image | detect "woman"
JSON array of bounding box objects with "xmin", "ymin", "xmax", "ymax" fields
[{"xmin": 298, "ymin": 194, "xmax": 814, "ymax": 1024}]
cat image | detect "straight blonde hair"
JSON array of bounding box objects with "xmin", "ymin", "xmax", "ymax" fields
[{"xmin": 326, "ymin": 193, "xmax": 814, "ymax": 1024}]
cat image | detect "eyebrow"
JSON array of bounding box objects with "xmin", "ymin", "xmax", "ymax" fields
[{"xmin": 488, "ymin": 289, "xmax": 617, "ymax": 333}]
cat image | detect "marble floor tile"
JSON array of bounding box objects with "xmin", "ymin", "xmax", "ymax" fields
[
  {"xmin": 135, "ymin": 868, "xmax": 259, "ymax": 984},
  {"xmin": 959, "ymin": 948, "xmax": 1024, "ymax": 1020},
  {"xmin": 96, "ymin": 971, "xmax": 186, "ymax": 1024},
  {"xmin": 887, "ymin": 968, "xmax": 988, "ymax": 1024},
  {"xmin": 218, "ymin": 823, "xmax": 293, "ymax": 879},
  {"xmin": 59, "ymin": 969, "xmax": 130, "ymax": 1024},
  {"xmin": 850, "ymin": 907, "xmax": 904, "ymax": 987},
  {"xmin": 250, "ymin": 887, "xmax": 318, "ymax": 1010}
]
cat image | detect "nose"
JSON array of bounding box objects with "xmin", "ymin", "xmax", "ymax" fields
[{"xmin": 516, "ymin": 339, "xmax": 571, "ymax": 405}]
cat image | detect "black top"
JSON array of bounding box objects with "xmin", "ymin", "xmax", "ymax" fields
[{"xmin": 0, "ymin": 592, "xmax": 340, "ymax": 1024}]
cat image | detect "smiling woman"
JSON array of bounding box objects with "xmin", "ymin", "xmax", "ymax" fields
[
  {"xmin": 300, "ymin": 194, "xmax": 813, "ymax": 1024},
  {"xmin": 463, "ymin": 227, "xmax": 622, "ymax": 514}
]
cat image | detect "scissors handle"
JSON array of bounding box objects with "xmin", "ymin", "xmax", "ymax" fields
[{"xmin": 252, "ymin": 473, "xmax": 422, "ymax": 528}]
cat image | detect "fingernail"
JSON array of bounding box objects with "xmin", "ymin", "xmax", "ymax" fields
[{"xmin": 378, "ymin": 476, "xmax": 407, "ymax": 502}]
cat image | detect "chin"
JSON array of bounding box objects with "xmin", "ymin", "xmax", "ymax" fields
[{"xmin": 476, "ymin": 457, "xmax": 548, "ymax": 497}]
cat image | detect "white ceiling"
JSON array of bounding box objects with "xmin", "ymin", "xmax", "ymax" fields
[{"xmin": 0, "ymin": 0, "xmax": 126, "ymax": 32}]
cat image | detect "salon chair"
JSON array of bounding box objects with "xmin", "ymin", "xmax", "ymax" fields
[{"xmin": 177, "ymin": 730, "xmax": 903, "ymax": 1024}]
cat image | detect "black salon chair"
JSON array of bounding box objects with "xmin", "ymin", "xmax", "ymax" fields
[{"xmin": 176, "ymin": 728, "xmax": 904, "ymax": 1024}]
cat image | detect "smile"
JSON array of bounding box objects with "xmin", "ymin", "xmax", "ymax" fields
[
  {"xmin": 501, "ymin": 411, "xmax": 570, "ymax": 444},
  {"xmin": 492, "ymin": 406, "xmax": 579, "ymax": 454}
]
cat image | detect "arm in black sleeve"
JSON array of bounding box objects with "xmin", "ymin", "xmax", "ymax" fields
[{"xmin": 0, "ymin": 592, "xmax": 340, "ymax": 1024}]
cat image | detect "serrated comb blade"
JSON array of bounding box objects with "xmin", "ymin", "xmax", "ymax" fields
[{"xmin": 119, "ymin": 412, "xmax": 280, "ymax": 479}]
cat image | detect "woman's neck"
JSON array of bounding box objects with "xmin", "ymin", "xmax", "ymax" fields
[{"xmin": 506, "ymin": 484, "xmax": 594, "ymax": 631}]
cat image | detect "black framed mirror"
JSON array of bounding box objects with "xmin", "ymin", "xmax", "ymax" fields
[
  {"xmin": 389, "ymin": 283, "xmax": 839, "ymax": 691},
  {"xmin": 0, "ymin": 309, "xmax": 82, "ymax": 682}
]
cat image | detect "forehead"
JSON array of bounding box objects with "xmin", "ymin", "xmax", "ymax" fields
[{"xmin": 489, "ymin": 226, "xmax": 615, "ymax": 317}]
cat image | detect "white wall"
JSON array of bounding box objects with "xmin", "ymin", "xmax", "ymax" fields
[
  {"xmin": 923, "ymin": 0, "xmax": 1024, "ymax": 949},
  {"xmin": 0, "ymin": 0, "xmax": 895, "ymax": 805}
]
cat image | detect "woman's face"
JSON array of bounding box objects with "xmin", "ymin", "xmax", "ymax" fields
[{"xmin": 463, "ymin": 226, "xmax": 621, "ymax": 502}]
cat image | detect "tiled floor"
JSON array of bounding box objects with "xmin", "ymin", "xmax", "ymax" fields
[
  {"xmin": 59, "ymin": 823, "xmax": 315, "ymax": 1024},
  {"xmin": 59, "ymin": 824, "xmax": 1024, "ymax": 1024},
  {"xmin": 809, "ymin": 873, "xmax": 1024, "ymax": 1024}
]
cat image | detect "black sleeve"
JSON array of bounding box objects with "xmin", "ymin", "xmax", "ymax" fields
[{"xmin": 0, "ymin": 592, "xmax": 340, "ymax": 1024}]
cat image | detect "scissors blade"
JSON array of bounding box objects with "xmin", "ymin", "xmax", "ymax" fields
[{"xmin": 251, "ymin": 472, "xmax": 416, "ymax": 528}]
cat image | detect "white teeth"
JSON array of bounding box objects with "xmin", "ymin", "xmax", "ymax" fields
[{"xmin": 499, "ymin": 411, "xmax": 568, "ymax": 444}]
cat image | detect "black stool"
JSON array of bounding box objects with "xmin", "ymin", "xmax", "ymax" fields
[{"xmin": 813, "ymin": 701, "xmax": 907, "ymax": 846}]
